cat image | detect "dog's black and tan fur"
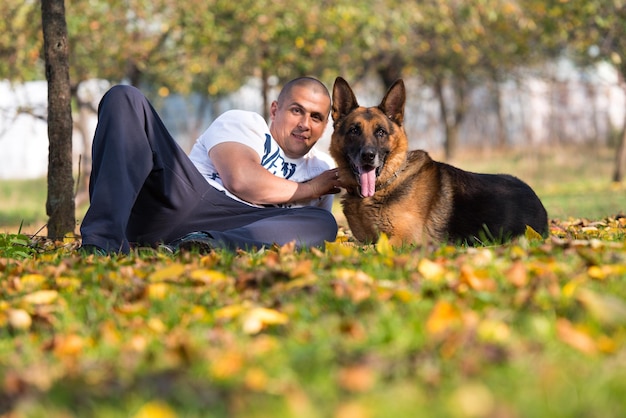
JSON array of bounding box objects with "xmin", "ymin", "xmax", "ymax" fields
[{"xmin": 330, "ymin": 77, "xmax": 548, "ymax": 246}]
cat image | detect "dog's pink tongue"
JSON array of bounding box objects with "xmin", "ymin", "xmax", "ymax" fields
[{"xmin": 360, "ymin": 169, "xmax": 376, "ymax": 197}]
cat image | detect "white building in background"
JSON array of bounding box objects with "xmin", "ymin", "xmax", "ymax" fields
[
  {"xmin": 1, "ymin": 61, "xmax": 624, "ymax": 180},
  {"xmin": 0, "ymin": 79, "xmax": 106, "ymax": 180},
  {"xmin": 0, "ymin": 80, "xmax": 49, "ymax": 179}
]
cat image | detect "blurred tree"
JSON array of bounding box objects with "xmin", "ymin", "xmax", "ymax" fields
[
  {"xmin": 0, "ymin": 1, "xmax": 43, "ymax": 81},
  {"xmin": 42, "ymin": 0, "xmax": 75, "ymax": 240},
  {"xmin": 4, "ymin": 0, "xmax": 625, "ymax": 208},
  {"xmin": 541, "ymin": 0, "xmax": 626, "ymax": 182},
  {"xmin": 383, "ymin": 0, "xmax": 541, "ymax": 159},
  {"xmin": 64, "ymin": 0, "xmax": 248, "ymax": 201}
]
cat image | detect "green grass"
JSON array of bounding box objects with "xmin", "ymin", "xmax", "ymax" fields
[
  {"xmin": 0, "ymin": 178, "xmax": 48, "ymax": 232},
  {"xmin": 0, "ymin": 219, "xmax": 625, "ymax": 417},
  {"xmin": 1, "ymin": 143, "xmax": 626, "ymax": 416},
  {"xmin": 2, "ymin": 146, "xmax": 624, "ymax": 237}
]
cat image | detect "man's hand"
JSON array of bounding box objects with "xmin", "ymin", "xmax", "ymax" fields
[{"xmin": 301, "ymin": 168, "xmax": 342, "ymax": 199}]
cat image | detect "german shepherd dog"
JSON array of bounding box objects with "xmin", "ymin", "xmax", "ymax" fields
[{"xmin": 329, "ymin": 77, "xmax": 548, "ymax": 246}]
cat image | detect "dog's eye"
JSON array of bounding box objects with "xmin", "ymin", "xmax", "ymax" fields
[
  {"xmin": 375, "ymin": 128, "xmax": 387, "ymax": 138},
  {"xmin": 348, "ymin": 126, "xmax": 361, "ymax": 136}
]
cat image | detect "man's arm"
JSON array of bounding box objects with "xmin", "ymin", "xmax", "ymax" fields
[{"xmin": 209, "ymin": 142, "xmax": 340, "ymax": 206}]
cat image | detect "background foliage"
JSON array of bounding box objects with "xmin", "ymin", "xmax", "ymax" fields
[{"xmin": 3, "ymin": 0, "xmax": 626, "ymax": 173}]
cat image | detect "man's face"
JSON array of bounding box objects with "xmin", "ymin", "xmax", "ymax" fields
[{"xmin": 269, "ymin": 85, "xmax": 330, "ymax": 159}]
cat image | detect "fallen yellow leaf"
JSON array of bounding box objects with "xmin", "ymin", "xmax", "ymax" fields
[
  {"xmin": 146, "ymin": 283, "xmax": 169, "ymax": 300},
  {"xmin": 189, "ymin": 269, "xmax": 228, "ymax": 285},
  {"xmin": 375, "ymin": 233, "xmax": 394, "ymax": 257},
  {"xmin": 149, "ymin": 263, "xmax": 186, "ymax": 282},
  {"xmin": 19, "ymin": 274, "xmax": 46, "ymax": 291},
  {"xmin": 7, "ymin": 309, "xmax": 32, "ymax": 330},
  {"xmin": 243, "ymin": 307, "xmax": 289, "ymax": 335},
  {"xmin": 477, "ymin": 319, "xmax": 511, "ymax": 343},
  {"xmin": 325, "ymin": 241, "xmax": 359, "ymax": 258},
  {"xmin": 418, "ymin": 258, "xmax": 446, "ymax": 282},
  {"xmin": 55, "ymin": 276, "xmax": 81, "ymax": 291},
  {"xmin": 525, "ymin": 225, "xmax": 544, "ymax": 241},
  {"xmin": 132, "ymin": 400, "xmax": 178, "ymax": 418},
  {"xmin": 215, "ymin": 304, "xmax": 247, "ymax": 320},
  {"xmin": 63, "ymin": 232, "xmax": 76, "ymax": 245},
  {"xmin": 22, "ymin": 290, "xmax": 59, "ymax": 305},
  {"xmin": 147, "ymin": 317, "xmax": 167, "ymax": 334}
]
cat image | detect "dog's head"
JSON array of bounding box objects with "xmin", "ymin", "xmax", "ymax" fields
[{"xmin": 330, "ymin": 77, "xmax": 409, "ymax": 198}]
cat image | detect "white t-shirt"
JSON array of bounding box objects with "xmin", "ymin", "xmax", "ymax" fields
[{"xmin": 189, "ymin": 109, "xmax": 335, "ymax": 211}]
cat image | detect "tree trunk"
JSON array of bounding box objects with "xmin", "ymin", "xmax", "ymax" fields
[
  {"xmin": 261, "ymin": 66, "xmax": 270, "ymax": 121},
  {"xmin": 490, "ymin": 73, "xmax": 507, "ymax": 149},
  {"xmin": 376, "ymin": 52, "xmax": 405, "ymax": 90},
  {"xmin": 42, "ymin": 0, "xmax": 75, "ymax": 240},
  {"xmin": 434, "ymin": 77, "xmax": 452, "ymax": 160},
  {"xmin": 435, "ymin": 75, "xmax": 466, "ymax": 161},
  {"xmin": 73, "ymin": 87, "xmax": 93, "ymax": 207},
  {"xmin": 612, "ymin": 72, "xmax": 626, "ymax": 183},
  {"xmin": 613, "ymin": 115, "xmax": 626, "ymax": 182}
]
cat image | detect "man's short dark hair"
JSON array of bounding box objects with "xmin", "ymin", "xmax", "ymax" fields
[{"xmin": 277, "ymin": 77, "xmax": 330, "ymax": 108}]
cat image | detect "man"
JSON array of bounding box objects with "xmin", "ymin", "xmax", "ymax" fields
[{"xmin": 80, "ymin": 77, "xmax": 341, "ymax": 254}]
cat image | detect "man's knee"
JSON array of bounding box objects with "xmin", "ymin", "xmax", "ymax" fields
[
  {"xmin": 100, "ymin": 85, "xmax": 146, "ymax": 112},
  {"xmin": 307, "ymin": 207, "xmax": 338, "ymax": 241}
]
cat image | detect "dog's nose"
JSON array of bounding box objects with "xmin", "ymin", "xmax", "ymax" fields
[{"xmin": 360, "ymin": 148, "xmax": 377, "ymax": 164}]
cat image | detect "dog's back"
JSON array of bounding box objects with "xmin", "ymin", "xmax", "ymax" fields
[{"xmin": 439, "ymin": 162, "xmax": 548, "ymax": 243}]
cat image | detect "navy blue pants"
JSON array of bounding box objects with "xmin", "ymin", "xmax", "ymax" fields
[{"xmin": 80, "ymin": 85, "xmax": 337, "ymax": 253}]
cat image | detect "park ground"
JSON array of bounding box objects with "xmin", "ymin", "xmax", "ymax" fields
[{"xmin": 0, "ymin": 145, "xmax": 625, "ymax": 417}]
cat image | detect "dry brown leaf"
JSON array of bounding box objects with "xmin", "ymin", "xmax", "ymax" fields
[
  {"xmin": 244, "ymin": 367, "xmax": 269, "ymax": 391},
  {"xmin": 459, "ymin": 265, "xmax": 496, "ymax": 292},
  {"xmin": 506, "ymin": 261, "xmax": 529, "ymax": 288},
  {"xmin": 53, "ymin": 334, "xmax": 85, "ymax": 357},
  {"xmin": 426, "ymin": 301, "xmax": 462, "ymax": 336},
  {"xmin": 556, "ymin": 318, "xmax": 597, "ymax": 354},
  {"xmin": 333, "ymin": 269, "xmax": 373, "ymax": 303},
  {"xmin": 211, "ymin": 350, "xmax": 244, "ymax": 379},
  {"xmin": 289, "ymin": 259, "xmax": 314, "ymax": 278},
  {"xmin": 337, "ymin": 364, "xmax": 376, "ymax": 392}
]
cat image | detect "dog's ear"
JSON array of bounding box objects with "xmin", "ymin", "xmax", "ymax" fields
[
  {"xmin": 378, "ymin": 79, "xmax": 406, "ymax": 125},
  {"xmin": 332, "ymin": 77, "xmax": 359, "ymax": 124}
]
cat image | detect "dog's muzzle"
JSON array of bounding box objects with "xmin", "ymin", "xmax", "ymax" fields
[{"xmin": 350, "ymin": 147, "xmax": 383, "ymax": 198}]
